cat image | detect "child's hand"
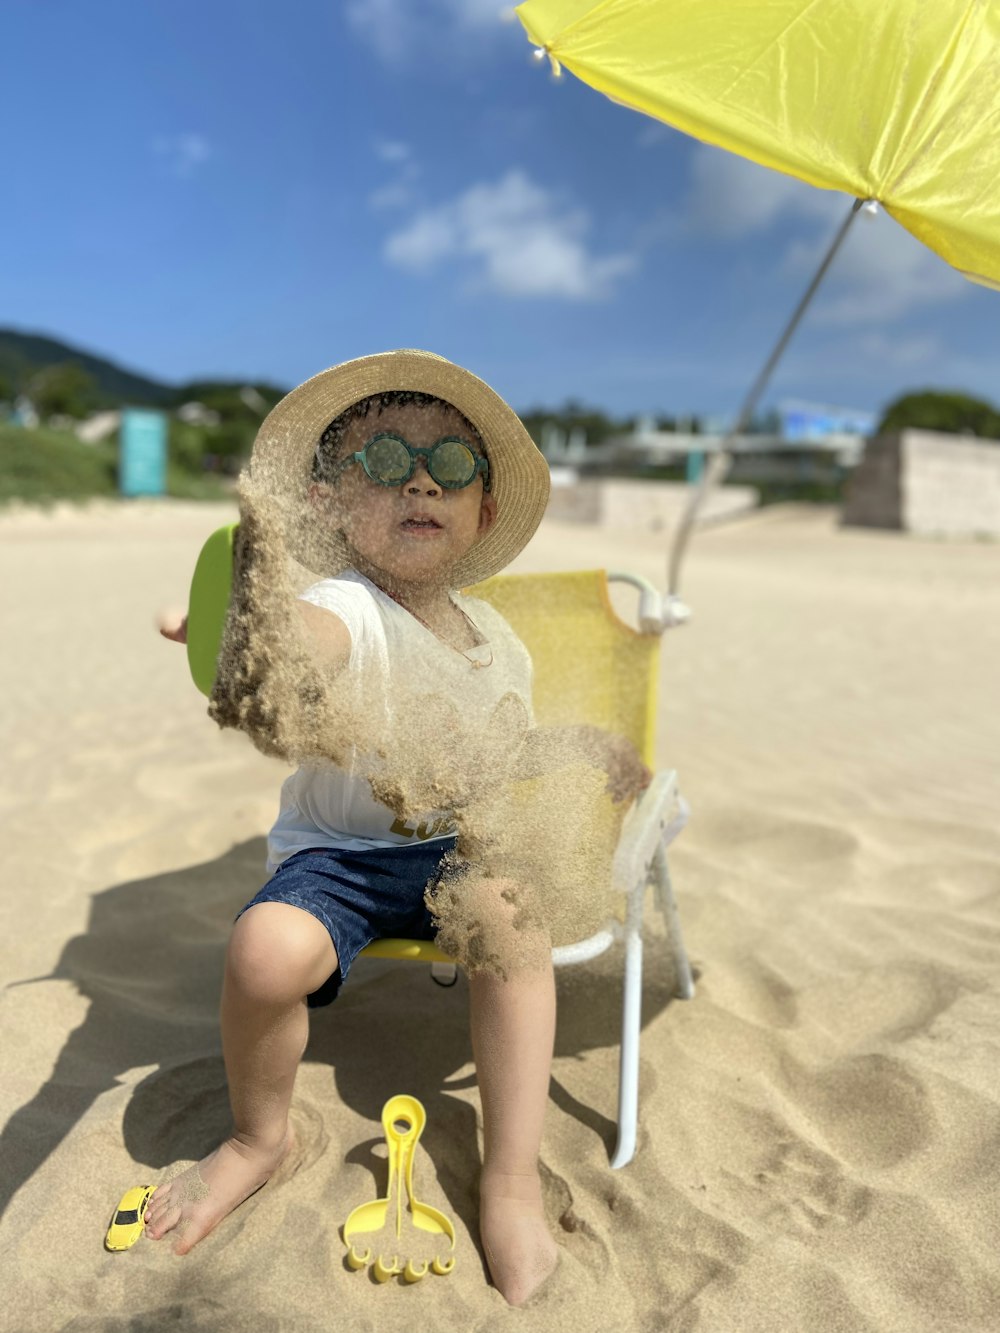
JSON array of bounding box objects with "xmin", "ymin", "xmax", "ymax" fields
[
  {"xmin": 157, "ymin": 607, "xmax": 188, "ymax": 644},
  {"xmin": 591, "ymin": 731, "xmax": 652, "ymax": 805}
]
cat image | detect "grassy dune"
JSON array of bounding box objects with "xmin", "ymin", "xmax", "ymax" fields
[{"xmin": 0, "ymin": 423, "xmax": 232, "ymax": 505}]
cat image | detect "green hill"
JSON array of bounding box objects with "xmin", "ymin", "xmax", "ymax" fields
[
  {"xmin": 0, "ymin": 329, "xmax": 172, "ymax": 406},
  {"xmin": 0, "ymin": 328, "xmax": 289, "ymax": 505},
  {"xmin": 0, "ymin": 327, "xmax": 287, "ymax": 409}
]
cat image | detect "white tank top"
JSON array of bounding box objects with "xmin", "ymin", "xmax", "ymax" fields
[{"xmin": 266, "ymin": 570, "xmax": 533, "ymax": 870}]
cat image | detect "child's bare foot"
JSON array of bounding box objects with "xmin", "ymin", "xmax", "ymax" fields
[
  {"xmin": 479, "ymin": 1168, "xmax": 559, "ymax": 1307},
  {"xmin": 143, "ymin": 1131, "xmax": 292, "ymax": 1255}
]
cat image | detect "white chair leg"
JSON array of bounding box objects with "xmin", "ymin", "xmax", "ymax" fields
[
  {"xmin": 610, "ymin": 881, "xmax": 644, "ymax": 1169},
  {"xmin": 653, "ymin": 843, "xmax": 695, "ymax": 1001},
  {"xmin": 610, "ymin": 781, "xmax": 693, "ymax": 1166}
]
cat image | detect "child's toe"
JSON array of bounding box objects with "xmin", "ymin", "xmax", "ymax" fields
[{"xmin": 145, "ymin": 1201, "xmax": 180, "ymax": 1240}]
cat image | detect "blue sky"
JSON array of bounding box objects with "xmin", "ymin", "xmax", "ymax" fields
[{"xmin": 3, "ymin": 0, "xmax": 997, "ymax": 421}]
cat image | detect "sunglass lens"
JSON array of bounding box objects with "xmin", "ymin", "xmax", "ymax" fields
[
  {"xmin": 365, "ymin": 435, "xmax": 411, "ymax": 483},
  {"xmin": 431, "ymin": 439, "xmax": 477, "ymax": 486}
]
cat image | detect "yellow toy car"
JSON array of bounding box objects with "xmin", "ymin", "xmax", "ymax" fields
[{"xmin": 105, "ymin": 1185, "xmax": 156, "ymax": 1251}]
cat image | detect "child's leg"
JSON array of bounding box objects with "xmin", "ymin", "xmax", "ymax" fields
[
  {"xmin": 467, "ymin": 893, "xmax": 559, "ymax": 1306},
  {"xmin": 144, "ymin": 903, "xmax": 337, "ymax": 1254}
]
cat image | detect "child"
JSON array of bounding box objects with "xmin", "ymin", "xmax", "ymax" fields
[{"xmin": 154, "ymin": 350, "xmax": 649, "ymax": 1305}]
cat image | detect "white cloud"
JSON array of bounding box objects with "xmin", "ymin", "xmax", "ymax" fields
[
  {"xmin": 445, "ymin": 0, "xmax": 515, "ymax": 24},
  {"xmin": 388, "ymin": 211, "xmax": 457, "ymax": 267},
  {"xmin": 791, "ymin": 210, "xmax": 969, "ymax": 325},
  {"xmin": 681, "ymin": 144, "xmax": 971, "ymax": 324},
  {"xmin": 152, "ymin": 133, "xmax": 211, "ymax": 177},
  {"xmin": 683, "ymin": 144, "xmax": 839, "ymax": 237},
  {"xmin": 383, "ymin": 170, "xmax": 636, "ymax": 300},
  {"xmin": 369, "ymin": 140, "xmax": 422, "ymax": 212},
  {"xmin": 375, "ymin": 140, "xmax": 412, "ymax": 164},
  {"xmin": 346, "ymin": 0, "xmax": 516, "ymax": 65},
  {"xmin": 369, "ymin": 181, "xmax": 418, "ymax": 211}
]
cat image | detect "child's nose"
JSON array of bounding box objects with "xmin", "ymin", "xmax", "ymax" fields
[{"xmin": 403, "ymin": 458, "xmax": 440, "ymax": 497}]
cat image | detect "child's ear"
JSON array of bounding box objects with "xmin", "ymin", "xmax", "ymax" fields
[
  {"xmin": 309, "ymin": 481, "xmax": 350, "ymax": 545},
  {"xmin": 478, "ymin": 491, "xmax": 497, "ymax": 536}
]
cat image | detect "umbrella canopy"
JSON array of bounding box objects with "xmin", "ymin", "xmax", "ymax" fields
[{"xmin": 516, "ymin": 0, "xmax": 1000, "ymax": 289}]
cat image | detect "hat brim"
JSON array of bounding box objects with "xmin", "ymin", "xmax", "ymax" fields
[{"xmin": 247, "ymin": 349, "xmax": 551, "ymax": 588}]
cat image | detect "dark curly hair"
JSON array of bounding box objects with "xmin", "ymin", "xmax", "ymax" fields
[{"xmin": 312, "ymin": 390, "xmax": 484, "ymax": 485}]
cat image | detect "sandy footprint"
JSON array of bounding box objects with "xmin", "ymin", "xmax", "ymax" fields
[
  {"xmin": 781, "ymin": 1050, "xmax": 932, "ymax": 1169},
  {"xmin": 751, "ymin": 1136, "xmax": 872, "ymax": 1237},
  {"xmin": 798, "ymin": 959, "xmax": 969, "ymax": 1051}
]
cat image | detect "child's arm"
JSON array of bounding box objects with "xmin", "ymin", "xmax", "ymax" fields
[
  {"xmin": 513, "ymin": 725, "xmax": 652, "ymax": 804},
  {"xmin": 156, "ymin": 603, "xmax": 351, "ymax": 668},
  {"xmin": 296, "ymin": 601, "xmax": 352, "ymax": 668}
]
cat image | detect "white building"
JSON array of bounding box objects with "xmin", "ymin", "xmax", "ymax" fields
[{"xmin": 75, "ymin": 410, "xmax": 120, "ymax": 443}]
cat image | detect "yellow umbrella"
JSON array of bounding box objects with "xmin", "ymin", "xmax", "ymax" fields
[
  {"xmin": 515, "ymin": 0, "xmax": 1000, "ymax": 593},
  {"xmin": 516, "ymin": 0, "xmax": 1000, "ymax": 289}
]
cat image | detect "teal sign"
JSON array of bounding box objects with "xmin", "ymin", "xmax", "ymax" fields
[
  {"xmin": 686, "ymin": 450, "xmax": 705, "ymax": 484},
  {"xmin": 119, "ymin": 408, "xmax": 167, "ymax": 496}
]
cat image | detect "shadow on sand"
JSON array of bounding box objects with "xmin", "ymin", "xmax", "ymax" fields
[{"xmin": 1, "ymin": 837, "xmax": 680, "ymax": 1228}]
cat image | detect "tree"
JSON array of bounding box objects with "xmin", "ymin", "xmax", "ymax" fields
[
  {"xmin": 877, "ymin": 390, "xmax": 1000, "ymax": 440},
  {"xmin": 519, "ymin": 401, "xmax": 632, "ymax": 449},
  {"xmin": 173, "ymin": 381, "xmax": 285, "ymax": 423},
  {"xmin": 26, "ymin": 362, "xmax": 99, "ymax": 420}
]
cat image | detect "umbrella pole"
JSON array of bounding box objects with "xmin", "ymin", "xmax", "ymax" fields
[{"xmin": 667, "ymin": 197, "xmax": 866, "ymax": 596}]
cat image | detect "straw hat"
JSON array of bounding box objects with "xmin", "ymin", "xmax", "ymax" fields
[{"xmin": 248, "ymin": 349, "xmax": 551, "ymax": 587}]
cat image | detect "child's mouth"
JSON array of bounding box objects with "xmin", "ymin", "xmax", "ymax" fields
[{"xmin": 400, "ymin": 517, "xmax": 442, "ymax": 532}]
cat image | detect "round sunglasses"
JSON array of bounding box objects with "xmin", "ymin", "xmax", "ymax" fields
[{"xmin": 333, "ymin": 432, "xmax": 490, "ymax": 491}]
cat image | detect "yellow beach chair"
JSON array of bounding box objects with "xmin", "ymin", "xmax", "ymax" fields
[{"xmin": 187, "ymin": 523, "xmax": 693, "ymax": 1168}]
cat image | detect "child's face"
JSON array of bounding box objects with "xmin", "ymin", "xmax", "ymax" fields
[{"xmin": 318, "ymin": 400, "xmax": 496, "ymax": 585}]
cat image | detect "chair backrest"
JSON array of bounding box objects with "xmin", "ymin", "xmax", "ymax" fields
[
  {"xmin": 187, "ymin": 525, "xmax": 659, "ymax": 766},
  {"xmin": 187, "ymin": 523, "xmax": 238, "ymax": 698},
  {"xmin": 469, "ymin": 571, "xmax": 659, "ymax": 767}
]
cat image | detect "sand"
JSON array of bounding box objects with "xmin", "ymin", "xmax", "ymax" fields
[{"xmin": 1, "ymin": 497, "xmax": 999, "ymax": 1332}]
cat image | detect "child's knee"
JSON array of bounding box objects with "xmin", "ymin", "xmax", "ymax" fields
[
  {"xmin": 460, "ymin": 877, "xmax": 549, "ymax": 971},
  {"xmin": 227, "ymin": 902, "xmax": 338, "ymax": 1003}
]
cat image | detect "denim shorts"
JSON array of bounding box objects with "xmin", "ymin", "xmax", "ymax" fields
[{"xmin": 236, "ymin": 838, "xmax": 457, "ymax": 1008}]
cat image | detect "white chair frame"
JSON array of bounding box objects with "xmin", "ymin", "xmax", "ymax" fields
[{"xmin": 430, "ymin": 571, "xmax": 695, "ymax": 1169}]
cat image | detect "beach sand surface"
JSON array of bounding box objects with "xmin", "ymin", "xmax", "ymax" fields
[{"xmin": 1, "ymin": 499, "xmax": 999, "ymax": 1332}]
